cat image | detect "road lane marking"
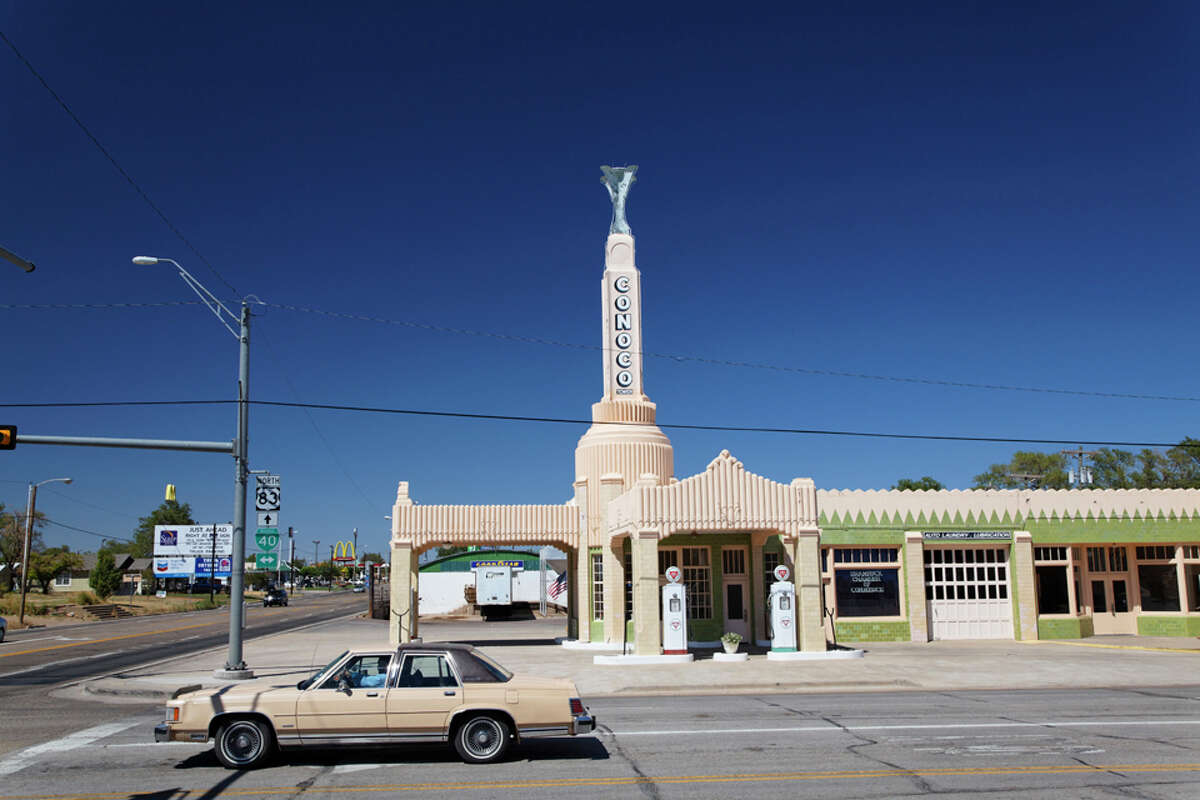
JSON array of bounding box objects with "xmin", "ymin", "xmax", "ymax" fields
[
  {"xmin": 1, "ymin": 635, "xmax": 90, "ymax": 645},
  {"xmin": 1, "ymin": 762, "xmax": 1199, "ymax": 798},
  {"xmin": 0, "ymin": 720, "xmax": 141, "ymax": 778},
  {"xmin": 602, "ymin": 719, "xmax": 1200, "ymax": 736},
  {"xmin": 0, "ymin": 621, "xmax": 223, "ymax": 658}
]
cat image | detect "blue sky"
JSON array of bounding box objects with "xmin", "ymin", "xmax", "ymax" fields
[{"xmin": 4, "ymin": 2, "xmax": 1200, "ymax": 556}]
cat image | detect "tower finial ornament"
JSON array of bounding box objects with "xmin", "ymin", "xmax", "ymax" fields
[{"xmin": 600, "ymin": 165, "xmax": 638, "ymax": 235}]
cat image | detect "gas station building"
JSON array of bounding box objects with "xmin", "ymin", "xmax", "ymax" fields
[{"xmin": 389, "ymin": 181, "xmax": 1200, "ymax": 655}]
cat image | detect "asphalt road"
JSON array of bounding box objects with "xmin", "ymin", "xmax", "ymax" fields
[
  {"xmin": 0, "ymin": 591, "xmax": 364, "ymax": 757},
  {"xmin": 2, "ymin": 685, "xmax": 1199, "ymax": 798}
]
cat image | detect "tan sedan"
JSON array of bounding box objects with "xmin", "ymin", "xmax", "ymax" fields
[{"xmin": 155, "ymin": 642, "xmax": 595, "ymax": 769}]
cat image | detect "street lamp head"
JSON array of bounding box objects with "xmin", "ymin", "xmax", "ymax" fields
[
  {"xmin": 132, "ymin": 256, "xmax": 160, "ymax": 266},
  {"xmin": 62, "ymin": 478, "xmax": 72, "ymax": 485}
]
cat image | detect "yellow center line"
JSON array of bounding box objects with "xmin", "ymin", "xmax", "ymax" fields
[
  {"xmin": 0, "ymin": 620, "xmax": 224, "ymax": 658},
  {"xmin": 1020, "ymin": 639, "xmax": 1200, "ymax": 654},
  {"xmin": 1, "ymin": 762, "xmax": 1198, "ymax": 799}
]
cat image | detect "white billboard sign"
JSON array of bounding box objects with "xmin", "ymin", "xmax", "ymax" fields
[{"xmin": 154, "ymin": 525, "xmax": 233, "ymax": 558}]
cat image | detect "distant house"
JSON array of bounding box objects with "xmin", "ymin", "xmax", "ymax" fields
[{"xmin": 52, "ymin": 553, "xmax": 151, "ymax": 595}]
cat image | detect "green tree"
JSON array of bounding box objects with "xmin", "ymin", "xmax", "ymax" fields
[
  {"xmin": 891, "ymin": 477, "xmax": 944, "ymax": 491},
  {"xmin": 360, "ymin": 551, "xmax": 384, "ymax": 565},
  {"xmin": 435, "ymin": 545, "xmax": 470, "ymax": 559},
  {"xmin": 88, "ymin": 550, "xmax": 122, "ymax": 599},
  {"xmin": 30, "ymin": 546, "xmax": 84, "ymax": 594},
  {"xmin": 1089, "ymin": 448, "xmax": 1136, "ymax": 488},
  {"xmin": 131, "ymin": 499, "xmax": 195, "ymax": 558},
  {"xmin": 1, "ymin": 504, "xmax": 46, "ymax": 592},
  {"xmin": 1162, "ymin": 438, "xmax": 1200, "ymax": 488},
  {"xmin": 972, "ymin": 451, "xmax": 1069, "ymax": 489}
]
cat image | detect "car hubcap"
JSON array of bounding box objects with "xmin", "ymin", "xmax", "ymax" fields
[
  {"xmin": 465, "ymin": 719, "xmax": 501, "ymax": 757},
  {"xmin": 225, "ymin": 723, "xmax": 261, "ymax": 763}
]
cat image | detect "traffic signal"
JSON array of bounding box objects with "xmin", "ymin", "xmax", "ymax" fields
[{"xmin": 0, "ymin": 425, "xmax": 14, "ymax": 450}]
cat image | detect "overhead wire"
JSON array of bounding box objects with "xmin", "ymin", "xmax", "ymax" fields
[
  {"xmin": 261, "ymin": 302, "xmax": 1200, "ymax": 404},
  {"xmin": 0, "ymin": 29, "xmax": 239, "ymax": 296},
  {"xmin": 42, "ymin": 517, "xmax": 134, "ymax": 544},
  {"xmin": 0, "ymin": 398, "xmax": 1194, "ymax": 449},
  {"xmin": 8, "ymin": 297, "xmax": 1199, "ymax": 404}
]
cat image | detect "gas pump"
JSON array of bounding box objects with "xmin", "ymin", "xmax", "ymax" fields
[
  {"xmin": 662, "ymin": 565, "xmax": 688, "ymax": 655},
  {"xmin": 769, "ymin": 564, "xmax": 797, "ymax": 652}
]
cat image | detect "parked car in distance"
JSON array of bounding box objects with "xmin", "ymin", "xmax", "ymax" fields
[
  {"xmin": 156, "ymin": 642, "xmax": 594, "ymax": 769},
  {"xmin": 352, "ymin": 583, "xmax": 365, "ymax": 593},
  {"xmin": 262, "ymin": 587, "xmax": 288, "ymax": 607},
  {"xmin": 0, "ymin": 615, "xmax": 6, "ymax": 643}
]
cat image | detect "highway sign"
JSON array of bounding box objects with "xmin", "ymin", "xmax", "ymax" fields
[
  {"xmin": 257, "ymin": 511, "xmax": 279, "ymax": 528},
  {"xmin": 255, "ymin": 474, "xmax": 280, "ymax": 512},
  {"xmin": 255, "ymin": 552, "xmax": 279, "ymax": 571}
]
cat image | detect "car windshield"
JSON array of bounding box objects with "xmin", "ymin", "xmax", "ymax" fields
[{"xmin": 303, "ymin": 650, "xmax": 348, "ymax": 687}]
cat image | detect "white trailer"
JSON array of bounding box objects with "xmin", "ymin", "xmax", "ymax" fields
[{"xmin": 475, "ymin": 565, "xmax": 513, "ymax": 606}]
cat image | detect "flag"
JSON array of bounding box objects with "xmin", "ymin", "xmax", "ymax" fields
[{"xmin": 547, "ymin": 572, "xmax": 567, "ymax": 599}]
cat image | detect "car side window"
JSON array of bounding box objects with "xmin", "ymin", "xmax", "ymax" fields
[
  {"xmin": 318, "ymin": 655, "xmax": 391, "ymax": 689},
  {"xmin": 395, "ymin": 654, "xmax": 459, "ymax": 688}
]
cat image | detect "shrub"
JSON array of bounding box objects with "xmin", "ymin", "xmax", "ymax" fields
[
  {"xmin": 72, "ymin": 591, "xmax": 101, "ymax": 605},
  {"xmin": 88, "ymin": 552, "xmax": 122, "ymax": 599},
  {"xmin": 720, "ymin": 631, "xmax": 743, "ymax": 646}
]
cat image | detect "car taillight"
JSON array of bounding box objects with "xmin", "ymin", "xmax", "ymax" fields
[
  {"xmin": 569, "ymin": 698, "xmax": 585, "ymax": 715},
  {"xmin": 164, "ymin": 706, "xmax": 180, "ymax": 723}
]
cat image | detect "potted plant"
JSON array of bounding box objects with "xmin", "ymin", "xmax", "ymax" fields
[{"xmin": 720, "ymin": 631, "xmax": 742, "ymax": 654}]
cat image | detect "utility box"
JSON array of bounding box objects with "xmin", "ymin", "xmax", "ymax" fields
[
  {"xmin": 475, "ymin": 566, "xmax": 513, "ymax": 605},
  {"xmin": 769, "ymin": 580, "xmax": 797, "ymax": 652},
  {"xmin": 662, "ymin": 578, "xmax": 688, "ymax": 654}
]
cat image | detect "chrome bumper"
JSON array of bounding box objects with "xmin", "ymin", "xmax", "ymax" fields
[
  {"xmin": 573, "ymin": 713, "xmax": 595, "ymax": 735},
  {"xmin": 154, "ymin": 724, "xmax": 170, "ymax": 743}
]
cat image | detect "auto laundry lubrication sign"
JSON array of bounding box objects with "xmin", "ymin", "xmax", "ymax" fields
[
  {"xmin": 153, "ymin": 525, "xmax": 233, "ymax": 578},
  {"xmin": 254, "ymin": 474, "xmax": 282, "ymax": 571}
]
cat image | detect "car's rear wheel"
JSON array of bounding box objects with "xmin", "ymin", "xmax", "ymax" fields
[
  {"xmin": 214, "ymin": 718, "xmax": 273, "ymax": 770},
  {"xmin": 454, "ymin": 714, "xmax": 510, "ymax": 763}
]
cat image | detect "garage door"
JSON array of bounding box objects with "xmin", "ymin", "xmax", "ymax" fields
[{"xmin": 923, "ymin": 547, "xmax": 1013, "ymax": 640}]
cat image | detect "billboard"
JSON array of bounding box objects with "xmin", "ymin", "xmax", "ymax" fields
[
  {"xmin": 153, "ymin": 525, "xmax": 234, "ymax": 578},
  {"xmin": 154, "ymin": 525, "xmax": 233, "ymax": 558}
]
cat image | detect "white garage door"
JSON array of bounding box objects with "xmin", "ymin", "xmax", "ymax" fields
[{"xmin": 924, "ymin": 546, "xmax": 1013, "ymax": 640}]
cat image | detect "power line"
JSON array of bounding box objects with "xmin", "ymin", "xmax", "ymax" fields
[
  {"xmin": 9, "ymin": 297, "xmax": 1200, "ymax": 404},
  {"xmin": 0, "ymin": 29, "xmax": 238, "ymax": 296},
  {"xmin": 256, "ymin": 320, "xmax": 384, "ymax": 514},
  {"xmin": 40, "ymin": 486, "xmax": 141, "ymax": 520},
  {"xmin": 0, "ymin": 397, "xmax": 1195, "ymax": 449},
  {"xmin": 42, "ymin": 517, "xmax": 133, "ymax": 544},
  {"xmin": 0, "ymin": 301, "xmax": 202, "ymax": 312},
  {"xmin": 261, "ymin": 302, "xmax": 1200, "ymax": 404}
]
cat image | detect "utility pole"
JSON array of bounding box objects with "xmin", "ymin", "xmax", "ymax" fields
[
  {"xmin": 313, "ymin": 539, "xmax": 319, "ymax": 574},
  {"xmin": 1061, "ymin": 446, "xmax": 1098, "ymax": 486},
  {"xmin": 352, "ymin": 527, "xmax": 358, "ymax": 578},
  {"xmin": 1006, "ymin": 472, "xmax": 1045, "ymax": 489}
]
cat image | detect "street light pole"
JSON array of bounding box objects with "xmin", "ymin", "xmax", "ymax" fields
[
  {"xmin": 19, "ymin": 477, "xmax": 71, "ymax": 625},
  {"xmin": 133, "ymin": 255, "xmax": 254, "ymax": 679}
]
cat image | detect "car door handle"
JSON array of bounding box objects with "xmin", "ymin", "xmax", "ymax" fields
[
  {"xmin": 366, "ymin": 692, "xmax": 379, "ymax": 697},
  {"xmin": 443, "ymin": 690, "xmax": 456, "ymax": 696}
]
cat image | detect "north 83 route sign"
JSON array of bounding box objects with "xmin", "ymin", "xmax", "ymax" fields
[{"xmin": 255, "ymin": 474, "xmax": 280, "ymax": 512}]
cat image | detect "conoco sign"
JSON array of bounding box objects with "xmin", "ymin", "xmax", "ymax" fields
[
  {"xmin": 665, "ymin": 565, "xmax": 682, "ymax": 583},
  {"xmin": 773, "ymin": 565, "xmax": 790, "ymax": 582}
]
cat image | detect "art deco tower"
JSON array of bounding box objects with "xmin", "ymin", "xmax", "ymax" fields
[{"xmin": 574, "ymin": 167, "xmax": 674, "ymax": 557}]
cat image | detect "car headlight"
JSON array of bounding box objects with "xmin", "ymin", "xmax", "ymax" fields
[{"xmin": 164, "ymin": 706, "xmax": 180, "ymax": 723}]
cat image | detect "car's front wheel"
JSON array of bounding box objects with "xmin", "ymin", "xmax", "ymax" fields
[
  {"xmin": 453, "ymin": 714, "xmax": 510, "ymax": 763},
  {"xmin": 214, "ymin": 718, "xmax": 273, "ymax": 770}
]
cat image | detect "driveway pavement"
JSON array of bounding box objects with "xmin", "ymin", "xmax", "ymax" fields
[{"xmin": 75, "ymin": 613, "xmax": 1200, "ymax": 702}]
